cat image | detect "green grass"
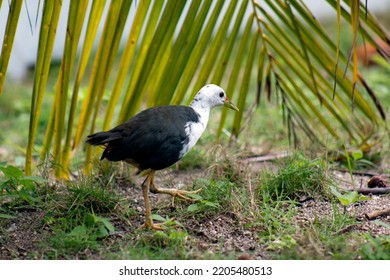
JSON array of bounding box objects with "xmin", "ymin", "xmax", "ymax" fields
[
  {"xmin": 256, "ymin": 196, "xmax": 298, "ymax": 249},
  {"xmin": 184, "ymin": 178, "xmax": 235, "ymax": 217},
  {"xmin": 118, "ymin": 229, "xmax": 190, "ymax": 259},
  {"xmin": 258, "ymin": 154, "xmax": 331, "ymax": 200},
  {"xmin": 359, "ymin": 234, "xmax": 390, "ymax": 260},
  {"xmin": 260, "ymin": 198, "xmax": 362, "ymax": 259}
]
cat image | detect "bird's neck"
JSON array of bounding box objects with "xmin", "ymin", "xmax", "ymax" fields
[{"xmin": 190, "ymin": 102, "xmax": 211, "ymax": 127}]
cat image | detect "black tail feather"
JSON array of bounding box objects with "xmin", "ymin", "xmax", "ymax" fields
[{"xmin": 86, "ymin": 132, "xmax": 121, "ymax": 146}]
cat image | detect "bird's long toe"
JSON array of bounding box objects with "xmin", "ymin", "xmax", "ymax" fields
[
  {"xmin": 171, "ymin": 190, "xmax": 198, "ymax": 207},
  {"xmin": 140, "ymin": 220, "xmax": 166, "ymax": 231},
  {"xmin": 174, "ymin": 188, "xmax": 202, "ymax": 200},
  {"xmin": 151, "ymin": 187, "xmax": 202, "ymax": 207}
]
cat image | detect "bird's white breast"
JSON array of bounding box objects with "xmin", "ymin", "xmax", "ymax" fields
[
  {"xmin": 179, "ymin": 121, "xmax": 205, "ymax": 159},
  {"xmin": 179, "ymin": 108, "xmax": 209, "ymax": 158}
]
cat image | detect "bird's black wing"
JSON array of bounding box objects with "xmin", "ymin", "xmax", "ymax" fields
[{"xmin": 86, "ymin": 106, "xmax": 200, "ymax": 171}]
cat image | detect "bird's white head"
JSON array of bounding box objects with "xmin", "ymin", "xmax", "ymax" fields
[{"xmin": 190, "ymin": 84, "xmax": 239, "ymax": 111}]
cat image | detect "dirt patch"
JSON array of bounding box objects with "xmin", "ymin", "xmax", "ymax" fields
[
  {"xmin": 0, "ymin": 209, "xmax": 50, "ymax": 259},
  {"xmin": 184, "ymin": 214, "xmax": 264, "ymax": 258}
]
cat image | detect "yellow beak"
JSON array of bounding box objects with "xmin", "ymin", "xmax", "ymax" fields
[{"xmin": 224, "ymin": 97, "xmax": 239, "ymax": 111}]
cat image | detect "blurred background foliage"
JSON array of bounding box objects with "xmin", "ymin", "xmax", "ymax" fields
[{"xmin": 0, "ymin": 0, "xmax": 389, "ymax": 178}]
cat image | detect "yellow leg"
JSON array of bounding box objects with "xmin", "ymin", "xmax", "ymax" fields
[
  {"xmin": 148, "ymin": 173, "xmax": 202, "ymax": 207},
  {"xmin": 140, "ymin": 171, "xmax": 165, "ymax": 231}
]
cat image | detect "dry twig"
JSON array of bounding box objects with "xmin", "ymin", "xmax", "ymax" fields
[
  {"xmin": 355, "ymin": 188, "xmax": 390, "ymax": 195},
  {"xmin": 338, "ymin": 187, "xmax": 390, "ymax": 195},
  {"xmin": 365, "ymin": 208, "xmax": 390, "ymax": 220}
]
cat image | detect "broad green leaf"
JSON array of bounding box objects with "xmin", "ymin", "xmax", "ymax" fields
[
  {"xmin": 350, "ymin": 149, "xmax": 363, "ymax": 160},
  {"xmin": 96, "ymin": 226, "xmax": 109, "ymax": 239},
  {"xmin": 98, "ymin": 217, "xmax": 115, "ymax": 234},
  {"xmin": 0, "ymin": 165, "xmax": 23, "ymax": 179},
  {"xmin": 151, "ymin": 214, "xmax": 167, "ymax": 222},
  {"xmin": 68, "ymin": 225, "xmax": 88, "ymax": 237},
  {"xmin": 187, "ymin": 204, "xmax": 199, "ymax": 212},
  {"xmin": 202, "ymin": 200, "xmax": 219, "ymax": 208},
  {"xmin": 339, "ymin": 191, "xmax": 360, "ymax": 206},
  {"xmin": 331, "ymin": 186, "xmax": 370, "ymax": 206},
  {"xmin": 85, "ymin": 213, "xmax": 97, "ymax": 227},
  {"xmin": 186, "ymin": 193, "xmax": 203, "ymax": 200}
]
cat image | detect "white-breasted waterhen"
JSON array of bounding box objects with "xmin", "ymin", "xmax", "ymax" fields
[{"xmin": 86, "ymin": 84, "xmax": 238, "ymax": 230}]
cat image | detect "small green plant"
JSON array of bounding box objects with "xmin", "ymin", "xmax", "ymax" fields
[
  {"xmin": 256, "ymin": 192, "xmax": 297, "ymax": 245},
  {"xmin": 330, "ymin": 186, "xmax": 371, "ymax": 213},
  {"xmin": 65, "ymin": 177, "xmax": 119, "ymax": 219},
  {"xmin": 260, "ymin": 154, "xmax": 330, "ymax": 200},
  {"xmin": 84, "ymin": 212, "xmax": 115, "ymax": 239},
  {"xmin": 48, "ymin": 231, "xmax": 98, "ymax": 258},
  {"xmin": 184, "ymin": 178, "xmax": 234, "ymax": 216},
  {"xmin": 340, "ymin": 146, "xmax": 378, "ymax": 172},
  {"xmin": 145, "ymin": 225, "xmax": 188, "ymax": 248},
  {"xmin": 186, "ymin": 197, "xmax": 219, "ymax": 213},
  {"xmin": 118, "ymin": 227, "xmax": 189, "ymax": 260},
  {"xmin": 0, "ymin": 164, "xmax": 47, "ymax": 206},
  {"xmin": 266, "ymin": 234, "xmax": 297, "ymax": 251},
  {"xmin": 45, "ymin": 210, "xmax": 116, "ymax": 258},
  {"xmin": 150, "ymin": 214, "xmax": 185, "ymax": 229},
  {"xmin": 62, "ymin": 213, "xmax": 115, "ymax": 242},
  {"xmin": 44, "ymin": 177, "xmax": 120, "ymax": 230},
  {"xmin": 39, "ymin": 176, "xmax": 121, "ymax": 258},
  {"xmin": 45, "ymin": 216, "xmax": 114, "ymax": 258},
  {"xmin": 118, "ymin": 216, "xmax": 190, "ymax": 259}
]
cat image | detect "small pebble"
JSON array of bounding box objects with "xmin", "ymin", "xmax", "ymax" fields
[{"xmin": 6, "ymin": 223, "xmax": 17, "ymax": 232}]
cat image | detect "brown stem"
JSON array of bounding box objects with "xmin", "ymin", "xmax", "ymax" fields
[{"xmin": 365, "ymin": 208, "xmax": 390, "ymax": 220}]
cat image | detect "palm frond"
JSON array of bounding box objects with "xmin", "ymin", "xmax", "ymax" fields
[
  {"xmin": 0, "ymin": 0, "xmax": 388, "ymax": 176},
  {"xmin": 0, "ymin": 0, "xmax": 23, "ymax": 95}
]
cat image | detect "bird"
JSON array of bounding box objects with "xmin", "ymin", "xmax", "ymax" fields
[{"xmin": 86, "ymin": 84, "xmax": 238, "ymax": 230}]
